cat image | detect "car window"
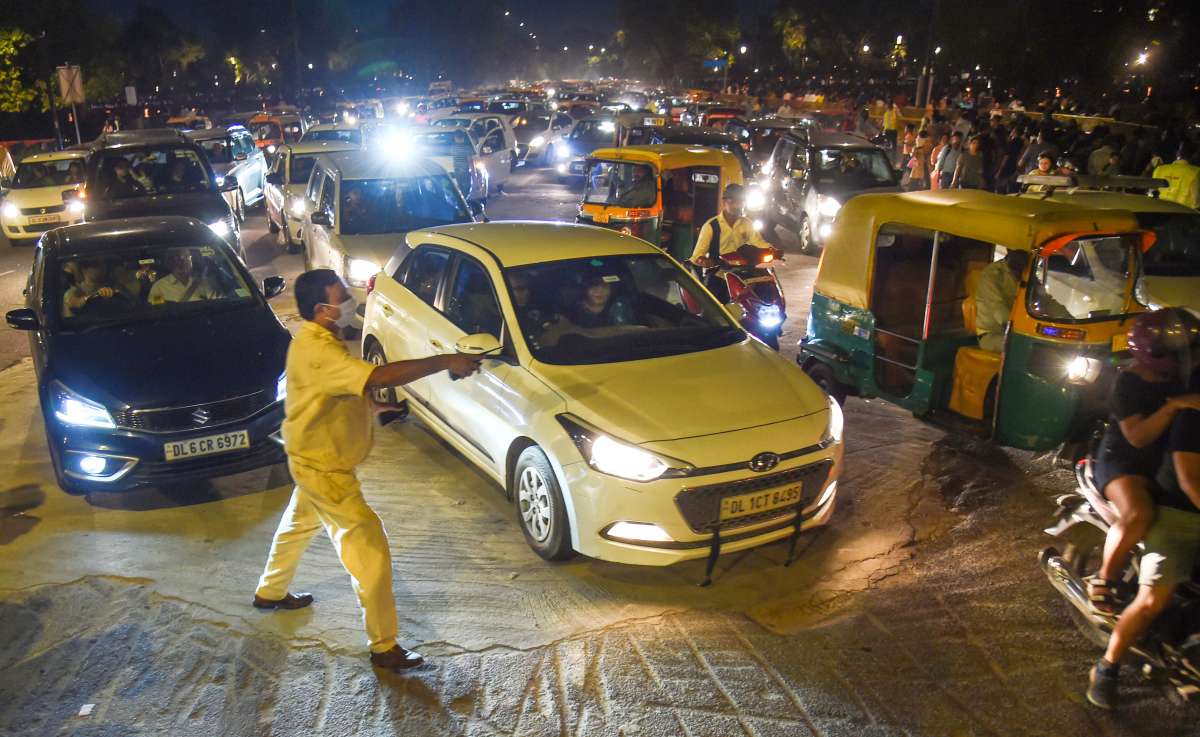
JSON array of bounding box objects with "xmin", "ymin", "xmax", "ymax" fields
[
  {"xmin": 445, "ymin": 258, "xmax": 502, "ymax": 336},
  {"xmin": 12, "ymin": 158, "xmax": 87, "ymax": 188},
  {"xmin": 91, "ymin": 146, "xmax": 211, "ymax": 199},
  {"xmin": 812, "ymin": 148, "xmax": 897, "ymax": 188},
  {"xmin": 318, "ymin": 175, "xmax": 335, "ymax": 217},
  {"xmin": 555, "ymin": 114, "xmax": 573, "ymax": 129},
  {"xmin": 775, "ymin": 139, "xmax": 796, "ymax": 170},
  {"xmin": 307, "ymin": 171, "xmax": 325, "ymax": 202},
  {"xmin": 251, "ymin": 121, "xmax": 281, "ymax": 143},
  {"xmin": 402, "ymin": 247, "xmax": 451, "ymax": 307},
  {"xmin": 504, "ymin": 254, "xmax": 741, "ymax": 365},
  {"xmin": 290, "ymin": 155, "xmax": 317, "ymax": 185},
  {"xmin": 338, "ymin": 176, "xmax": 470, "ymax": 235},
  {"xmin": 481, "ymin": 130, "xmax": 503, "ymax": 153},
  {"xmin": 52, "ymin": 241, "xmax": 255, "ymax": 329},
  {"xmin": 583, "ymin": 161, "xmax": 656, "ymax": 208}
]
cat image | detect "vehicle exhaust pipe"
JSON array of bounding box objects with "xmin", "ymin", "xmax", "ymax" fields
[{"xmin": 1039, "ymin": 547, "xmax": 1095, "ymax": 622}]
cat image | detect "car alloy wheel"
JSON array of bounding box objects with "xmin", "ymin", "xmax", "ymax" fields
[
  {"xmin": 513, "ymin": 446, "xmax": 574, "ymax": 560},
  {"xmin": 366, "ymin": 342, "xmax": 398, "ymax": 405},
  {"xmin": 799, "ymin": 215, "xmax": 814, "ymax": 253}
]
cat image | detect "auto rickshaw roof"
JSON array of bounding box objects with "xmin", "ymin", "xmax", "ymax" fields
[
  {"xmin": 587, "ymin": 143, "xmax": 739, "ymax": 170},
  {"xmin": 815, "ymin": 189, "xmax": 1142, "ymax": 310},
  {"xmin": 287, "ymin": 140, "xmax": 361, "ymax": 156},
  {"xmin": 1017, "ymin": 189, "xmax": 1199, "ymax": 216}
]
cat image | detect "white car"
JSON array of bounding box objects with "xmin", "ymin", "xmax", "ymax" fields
[
  {"xmin": 296, "ymin": 150, "xmax": 475, "ymax": 322},
  {"xmin": 0, "ymin": 151, "xmax": 88, "ymax": 244},
  {"xmin": 432, "ymin": 113, "xmax": 519, "ymax": 166},
  {"xmin": 300, "ymin": 122, "xmax": 363, "ymax": 147},
  {"xmin": 511, "ymin": 111, "xmax": 576, "ymax": 167},
  {"xmin": 361, "ymin": 222, "xmax": 844, "ymax": 565},
  {"xmin": 410, "ymin": 128, "xmax": 510, "ymax": 201},
  {"xmin": 263, "ymin": 140, "xmax": 359, "ymax": 251}
]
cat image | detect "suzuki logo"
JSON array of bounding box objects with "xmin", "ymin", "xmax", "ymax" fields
[
  {"xmin": 748, "ymin": 452, "xmax": 780, "ymax": 473},
  {"xmin": 192, "ymin": 408, "xmax": 211, "ymax": 426},
  {"xmin": 39, "ymin": 208, "xmax": 47, "ymax": 214}
]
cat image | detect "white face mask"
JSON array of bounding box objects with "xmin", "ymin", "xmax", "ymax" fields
[{"xmin": 322, "ymin": 295, "xmax": 358, "ymax": 329}]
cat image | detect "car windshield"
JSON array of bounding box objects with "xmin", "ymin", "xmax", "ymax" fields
[
  {"xmin": 812, "ymin": 148, "xmax": 897, "ymax": 188},
  {"xmin": 339, "ymin": 176, "xmax": 470, "ymax": 235},
  {"xmin": 583, "ymin": 161, "xmax": 656, "ymax": 208},
  {"xmin": 413, "ymin": 131, "xmax": 474, "ymax": 156},
  {"xmin": 11, "ymin": 159, "xmax": 86, "ymax": 188},
  {"xmin": 505, "ymin": 254, "xmax": 742, "ymax": 365},
  {"xmin": 433, "ymin": 118, "xmax": 470, "ymax": 129},
  {"xmin": 282, "ymin": 122, "xmax": 304, "ymax": 143},
  {"xmin": 489, "ymin": 101, "xmax": 525, "ymax": 113},
  {"xmin": 289, "ymin": 155, "xmax": 318, "ymax": 184},
  {"xmin": 197, "ymin": 137, "xmax": 235, "ymax": 164},
  {"xmin": 304, "ymin": 128, "xmax": 361, "ymax": 145},
  {"xmin": 458, "ymin": 101, "xmax": 487, "ymax": 112},
  {"xmin": 571, "ymin": 119, "xmax": 616, "ymax": 144},
  {"xmin": 252, "ymin": 122, "xmax": 282, "ymax": 142},
  {"xmin": 91, "ymin": 146, "xmax": 212, "ymax": 199},
  {"xmin": 53, "ymin": 242, "xmax": 255, "ymax": 330},
  {"xmin": 1139, "ymin": 213, "xmax": 1200, "ymax": 278},
  {"xmin": 1028, "ymin": 235, "xmax": 1136, "ymax": 321}
]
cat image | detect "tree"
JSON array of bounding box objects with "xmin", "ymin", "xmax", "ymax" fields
[{"xmin": 0, "ymin": 28, "xmax": 36, "ymax": 112}]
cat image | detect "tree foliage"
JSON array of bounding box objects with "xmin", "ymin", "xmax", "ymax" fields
[{"xmin": 0, "ymin": 28, "xmax": 36, "ymax": 112}]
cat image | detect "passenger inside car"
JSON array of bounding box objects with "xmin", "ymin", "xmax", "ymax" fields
[
  {"xmin": 149, "ymin": 249, "xmax": 217, "ymax": 304},
  {"xmin": 62, "ymin": 259, "xmax": 118, "ymax": 317},
  {"xmin": 102, "ymin": 158, "xmax": 146, "ymax": 198},
  {"xmin": 569, "ymin": 273, "xmax": 635, "ymax": 329}
]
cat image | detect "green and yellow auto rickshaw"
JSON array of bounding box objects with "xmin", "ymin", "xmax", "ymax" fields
[
  {"xmin": 576, "ymin": 144, "xmax": 745, "ymax": 262},
  {"xmin": 799, "ymin": 189, "xmax": 1153, "ymax": 460}
]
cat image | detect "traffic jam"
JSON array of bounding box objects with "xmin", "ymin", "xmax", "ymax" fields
[{"xmin": 2, "ymin": 10, "xmax": 1200, "ymax": 731}]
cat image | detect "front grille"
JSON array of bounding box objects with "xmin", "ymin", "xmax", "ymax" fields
[
  {"xmin": 115, "ymin": 391, "xmax": 273, "ymax": 433},
  {"xmin": 674, "ymin": 460, "xmax": 833, "ymax": 533},
  {"xmin": 20, "ymin": 204, "xmax": 65, "ymax": 216}
]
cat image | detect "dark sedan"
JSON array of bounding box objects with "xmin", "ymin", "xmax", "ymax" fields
[{"xmin": 6, "ymin": 217, "xmax": 290, "ymax": 494}]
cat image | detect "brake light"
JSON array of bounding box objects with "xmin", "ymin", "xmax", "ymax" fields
[
  {"xmin": 366, "ymin": 274, "xmax": 377, "ymax": 295},
  {"xmin": 727, "ymin": 276, "xmax": 747, "ymax": 302}
]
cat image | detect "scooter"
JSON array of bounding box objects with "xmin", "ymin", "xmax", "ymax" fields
[
  {"xmin": 701, "ymin": 244, "xmax": 787, "ymax": 350},
  {"xmin": 1039, "ymin": 454, "xmax": 1200, "ymax": 705}
]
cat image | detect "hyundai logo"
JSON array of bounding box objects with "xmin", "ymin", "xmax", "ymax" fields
[
  {"xmin": 748, "ymin": 452, "xmax": 780, "ymax": 473},
  {"xmin": 192, "ymin": 408, "xmax": 211, "ymax": 426}
]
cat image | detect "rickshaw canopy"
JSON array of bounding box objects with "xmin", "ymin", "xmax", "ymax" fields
[
  {"xmin": 815, "ymin": 189, "xmax": 1142, "ymax": 309},
  {"xmin": 586, "ymin": 144, "xmax": 743, "ymax": 179}
]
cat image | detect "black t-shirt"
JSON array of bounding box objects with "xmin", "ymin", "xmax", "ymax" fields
[
  {"xmin": 1098, "ymin": 370, "xmax": 1181, "ymax": 474},
  {"xmin": 1154, "ymin": 408, "xmax": 1200, "ymax": 511}
]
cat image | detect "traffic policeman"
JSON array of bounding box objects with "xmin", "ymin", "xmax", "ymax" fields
[
  {"xmin": 253, "ymin": 269, "xmax": 481, "ymax": 672},
  {"xmin": 1153, "ymin": 143, "xmax": 1200, "ymax": 209}
]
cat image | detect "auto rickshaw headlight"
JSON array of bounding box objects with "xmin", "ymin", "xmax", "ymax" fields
[
  {"xmin": 817, "ymin": 194, "xmax": 842, "ymax": 218},
  {"xmin": 1066, "ymin": 355, "xmax": 1103, "ymax": 384},
  {"xmin": 745, "ymin": 186, "xmax": 766, "ymax": 212}
]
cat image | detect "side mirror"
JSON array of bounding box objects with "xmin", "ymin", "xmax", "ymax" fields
[
  {"xmin": 468, "ymin": 200, "xmax": 486, "ymax": 220},
  {"xmin": 266, "ymin": 171, "xmax": 284, "ymax": 186},
  {"xmin": 219, "ymin": 178, "xmax": 239, "ymax": 192},
  {"xmin": 310, "ymin": 211, "xmax": 331, "ymax": 226},
  {"xmin": 263, "ymin": 275, "xmax": 286, "ymax": 299},
  {"xmin": 6, "ymin": 308, "xmax": 40, "ymax": 331},
  {"xmin": 454, "ymin": 333, "xmax": 502, "ymax": 355}
]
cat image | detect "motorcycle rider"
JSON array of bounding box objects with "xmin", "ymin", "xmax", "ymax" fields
[
  {"xmin": 689, "ymin": 183, "xmax": 775, "ymax": 268},
  {"xmin": 1087, "ymin": 311, "xmax": 1200, "ymax": 617},
  {"xmin": 1088, "ymin": 385, "xmax": 1200, "ymax": 709}
]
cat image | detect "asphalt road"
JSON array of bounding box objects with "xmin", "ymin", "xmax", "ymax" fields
[{"xmin": 0, "ymin": 164, "xmax": 1191, "ymax": 736}]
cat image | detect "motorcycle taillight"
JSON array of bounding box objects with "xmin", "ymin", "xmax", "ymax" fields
[{"xmin": 727, "ymin": 275, "xmax": 747, "ymax": 302}]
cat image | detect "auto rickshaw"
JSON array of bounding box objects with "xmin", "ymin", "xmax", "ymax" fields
[
  {"xmin": 799, "ymin": 190, "xmax": 1152, "ymax": 460},
  {"xmin": 576, "ymin": 144, "xmax": 744, "ymax": 263},
  {"xmin": 248, "ymin": 113, "xmax": 306, "ymax": 153}
]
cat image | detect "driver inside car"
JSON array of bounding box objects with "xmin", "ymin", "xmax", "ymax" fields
[
  {"xmin": 62, "ymin": 258, "xmax": 117, "ymax": 317},
  {"xmin": 568, "ymin": 273, "xmax": 634, "ymax": 329},
  {"xmin": 149, "ymin": 249, "xmax": 217, "ymax": 304}
]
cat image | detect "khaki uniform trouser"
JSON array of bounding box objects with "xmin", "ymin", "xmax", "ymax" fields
[{"xmin": 256, "ymin": 459, "xmax": 398, "ymax": 654}]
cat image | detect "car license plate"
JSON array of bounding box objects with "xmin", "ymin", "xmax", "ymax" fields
[
  {"xmin": 719, "ymin": 483, "xmax": 802, "ymax": 522},
  {"xmin": 28, "ymin": 214, "xmax": 60, "ymax": 225},
  {"xmin": 164, "ymin": 430, "xmax": 249, "ymax": 461}
]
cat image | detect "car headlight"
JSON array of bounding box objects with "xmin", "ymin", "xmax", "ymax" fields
[
  {"xmin": 822, "ymin": 396, "xmax": 844, "ymax": 445},
  {"xmin": 1, "ymin": 201, "xmax": 18, "ymax": 220},
  {"xmin": 556, "ymin": 162, "xmax": 568, "ymax": 174},
  {"xmin": 529, "ymin": 135, "xmax": 546, "ymax": 148},
  {"xmin": 50, "ymin": 381, "xmax": 115, "ymax": 429},
  {"xmin": 266, "ymin": 144, "xmax": 277, "ymax": 154},
  {"xmin": 289, "ymin": 197, "xmax": 306, "ymax": 217},
  {"xmin": 214, "ymin": 175, "xmax": 225, "ymax": 187},
  {"xmin": 1066, "ymin": 355, "xmax": 1102, "ymax": 384},
  {"xmin": 345, "ymin": 257, "xmax": 378, "ymax": 287},
  {"xmin": 745, "ymin": 186, "xmax": 766, "ymax": 212},
  {"xmin": 66, "ymin": 199, "xmax": 85, "ymax": 216},
  {"xmin": 276, "ymin": 372, "xmax": 287, "ymax": 402},
  {"xmin": 208, "ymin": 219, "xmax": 231, "ymax": 238},
  {"xmin": 817, "ymin": 194, "xmax": 841, "ymax": 218},
  {"xmin": 557, "ymin": 414, "xmax": 689, "ymax": 482}
]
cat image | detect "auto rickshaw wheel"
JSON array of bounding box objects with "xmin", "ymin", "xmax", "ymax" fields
[{"xmin": 802, "ymin": 360, "xmax": 848, "ymax": 405}]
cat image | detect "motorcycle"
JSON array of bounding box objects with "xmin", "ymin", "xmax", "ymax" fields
[
  {"xmin": 1039, "ymin": 454, "xmax": 1200, "ymax": 705},
  {"xmin": 699, "ymin": 244, "xmax": 786, "ymax": 350}
]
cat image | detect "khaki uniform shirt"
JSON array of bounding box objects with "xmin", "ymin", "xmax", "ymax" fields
[
  {"xmin": 282, "ymin": 321, "xmax": 376, "ymax": 472},
  {"xmin": 148, "ymin": 274, "xmax": 218, "ymax": 304},
  {"xmin": 690, "ymin": 215, "xmax": 771, "ymax": 263},
  {"xmin": 975, "ymin": 259, "xmax": 1018, "ymax": 351}
]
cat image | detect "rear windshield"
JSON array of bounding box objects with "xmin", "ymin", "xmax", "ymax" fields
[
  {"xmin": 812, "ymin": 148, "xmax": 897, "ymax": 189},
  {"xmin": 339, "ymin": 176, "xmax": 470, "ymax": 235},
  {"xmin": 303, "ymin": 128, "xmax": 361, "ymax": 145},
  {"xmin": 90, "ymin": 147, "xmax": 212, "ymax": 199}
]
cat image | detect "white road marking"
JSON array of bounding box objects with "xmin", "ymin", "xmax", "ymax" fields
[{"xmin": 0, "ymin": 270, "xmax": 13, "ymax": 277}]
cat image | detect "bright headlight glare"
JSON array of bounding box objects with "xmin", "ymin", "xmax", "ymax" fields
[
  {"xmin": 289, "ymin": 197, "xmax": 306, "ymax": 217},
  {"xmin": 266, "ymin": 144, "xmax": 277, "ymax": 154},
  {"xmin": 214, "ymin": 175, "xmax": 225, "ymax": 186},
  {"xmin": 599, "ymin": 121, "xmax": 616, "ymax": 133},
  {"xmin": 208, "ymin": 220, "xmax": 231, "ymax": 238},
  {"xmin": 2, "ymin": 201, "xmax": 19, "ymax": 220},
  {"xmin": 276, "ymin": 372, "xmax": 287, "ymax": 402},
  {"xmin": 590, "ymin": 435, "xmax": 669, "ymax": 481},
  {"xmin": 346, "ymin": 258, "xmax": 378, "ymax": 286},
  {"xmin": 529, "ymin": 135, "xmax": 546, "ymax": 148},
  {"xmin": 817, "ymin": 195, "xmax": 841, "ymax": 218},
  {"xmin": 752, "ymin": 218, "xmax": 764, "ymax": 232},
  {"xmin": 556, "ymin": 162, "xmax": 568, "ymax": 174},
  {"xmin": 51, "ymin": 381, "xmax": 115, "ymax": 429},
  {"xmin": 607, "ymin": 521, "xmax": 674, "ymax": 543},
  {"xmin": 746, "ymin": 186, "xmax": 766, "ymax": 211},
  {"xmin": 823, "ymin": 396, "xmax": 844, "ymax": 444},
  {"xmin": 1066, "ymin": 355, "xmax": 1102, "ymax": 384},
  {"xmin": 67, "ymin": 199, "xmax": 85, "ymax": 216}
]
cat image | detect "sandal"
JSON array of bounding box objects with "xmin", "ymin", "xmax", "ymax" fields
[{"xmin": 1086, "ymin": 577, "xmax": 1121, "ymax": 617}]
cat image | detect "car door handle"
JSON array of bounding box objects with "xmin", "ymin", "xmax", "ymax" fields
[
  {"xmin": 381, "ymin": 304, "xmax": 393, "ymax": 316},
  {"xmin": 429, "ymin": 339, "xmax": 444, "ymax": 350}
]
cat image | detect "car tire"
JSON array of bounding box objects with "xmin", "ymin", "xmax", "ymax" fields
[
  {"xmin": 802, "ymin": 360, "xmax": 848, "ymax": 405},
  {"xmin": 364, "ymin": 341, "xmax": 405, "ymax": 412},
  {"xmin": 513, "ymin": 446, "xmax": 574, "ymax": 561},
  {"xmin": 798, "ymin": 214, "xmax": 815, "ymax": 254},
  {"xmin": 268, "ymin": 215, "xmax": 280, "ymax": 234},
  {"xmin": 234, "ymin": 190, "xmax": 246, "ymax": 224}
]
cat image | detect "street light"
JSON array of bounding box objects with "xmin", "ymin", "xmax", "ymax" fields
[
  {"xmin": 739, "ymin": 45, "xmax": 748, "ymax": 54},
  {"xmin": 934, "ymin": 46, "xmax": 942, "ymax": 55},
  {"xmin": 504, "ymin": 10, "xmax": 509, "ymax": 15},
  {"xmin": 862, "ymin": 44, "xmax": 870, "ymax": 53},
  {"xmin": 600, "ymin": 47, "xmax": 606, "ymax": 53},
  {"xmin": 563, "ymin": 46, "xmax": 569, "ymax": 51},
  {"xmin": 1134, "ymin": 51, "xmax": 1149, "ymax": 65},
  {"xmin": 896, "ymin": 35, "xmax": 903, "ymax": 45}
]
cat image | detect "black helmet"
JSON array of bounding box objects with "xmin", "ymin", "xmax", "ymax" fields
[{"xmin": 722, "ymin": 183, "xmax": 746, "ymax": 201}]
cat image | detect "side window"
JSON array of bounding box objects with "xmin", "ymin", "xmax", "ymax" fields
[
  {"xmin": 29, "ymin": 242, "xmax": 44, "ymax": 307},
  {"xmin": 555, "ymin": 114, "xmax": 573, "ymax": 129},
  {"xmin": 318, "ymin": 176, "xmax": 335, "ymax": 217},
  {"xmin": 307, "ymin": 171, "xmax": 324, "ymax": 203},
  {"xmin": 481, "ymin": 130, "xmax": 503, "ymax": 154},
  {"xmin": 401, "ymin": 247, "xmax": 451, "ymax": 307},
  {"xmin": 789, "ymin": 146, "xmax": 810, "ymax": 172},
  {"xmin": 776, "ymin": 140, "xmax": 797, "ymax": 170},
  {"xmin": 444, "ymin": 257, "xmax": 502, "ymax": 337}
]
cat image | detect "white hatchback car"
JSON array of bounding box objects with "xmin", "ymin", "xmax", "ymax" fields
[
  {"xmin": 361, "ymin": 222, "xmax": 843, "ymax": 566},
  {"xmin": 0, "ymin": 151, "xmax": 88, "ymax": 243}
]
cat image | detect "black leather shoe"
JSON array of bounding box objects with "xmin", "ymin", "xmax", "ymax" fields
[
  {"xmin": 370, "ymin": 645, "xmax": 425, "ymax": 671},
  {"xmin": 252, "ymin": 592, "xmax": 314, "ymax": 610}
]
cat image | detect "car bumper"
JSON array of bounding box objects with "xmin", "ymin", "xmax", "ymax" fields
[
  {"xmin": 562, "ymin": 441, "xmax": 843, "ymax": 566},
  {"xmin": 48, "ymin": 401, "xmax": 286, "ymax": 493},
  {"xmin": 4, "ymin": 215, "xmax": 84, "ymax": 241}
]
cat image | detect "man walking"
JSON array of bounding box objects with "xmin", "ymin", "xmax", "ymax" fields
[{"xmin": 253, "ymin": 269, "xmax": 481, "ymax": 671}]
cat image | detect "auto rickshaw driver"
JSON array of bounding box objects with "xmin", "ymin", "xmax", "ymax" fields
[{"xmin": 974, "ymin": 250, "xmax": 1028, "ymax": 352}]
